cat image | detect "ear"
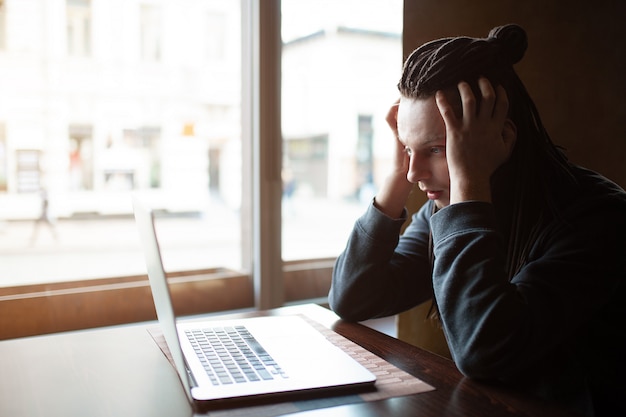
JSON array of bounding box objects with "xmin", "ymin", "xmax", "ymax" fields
[{"xmin": 502, "ymin": 118, "xmax": 517, "ymax": 158}]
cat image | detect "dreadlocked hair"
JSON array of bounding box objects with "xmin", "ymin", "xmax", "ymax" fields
[{"xmin": 398, "ymin": 24, "xmax": 577, "ymax": 321}]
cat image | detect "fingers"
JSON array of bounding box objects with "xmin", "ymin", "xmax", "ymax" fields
[
  {"xmin": 435, "ymin": 78, "xmax": 509, "ymax": 126},
  {"xmin": 386, "ymin": 100, "xmax": 400, "ymax": 134},
  {"xmin": 436, "ymin": 79, "xmax": 503, "ymax": 126},
  {"xmin": 435, "ymin": 90, "xmax": 459, "ymax": 128},
  {"xmin": 468, "ymin": 77, "xmax": 509, "ymax": 121},
  {"xmin": 457, "ymin": 81, "xmax": 477, "ymax": 123},
  {"xmin": 476, "ymin": 78, "xmax": 495, "ymax": 120}
]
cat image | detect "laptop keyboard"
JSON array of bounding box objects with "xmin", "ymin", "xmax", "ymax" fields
[{"xmin": 185, "ymin": 325, "xmax": 288, "ymax": 386}]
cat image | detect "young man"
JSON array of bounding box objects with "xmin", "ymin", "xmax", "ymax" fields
[{"xmin": 329, "ymin": 24, "xmax": 626, "ymax": 417}]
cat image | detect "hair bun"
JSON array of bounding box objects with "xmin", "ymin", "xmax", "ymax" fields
[{"xmin": 487, "ymin": 24, "xmax": 528, "ymax": 65}]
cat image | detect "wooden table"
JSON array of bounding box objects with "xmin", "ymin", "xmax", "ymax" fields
[{"xmin": 0, "ymin": 303, "xmax": 580, "ymax": 416}]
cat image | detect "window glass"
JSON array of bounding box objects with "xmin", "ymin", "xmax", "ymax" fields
[
  {"xmin": 0, "ymin": 0, "xmax": 242, "ymax": 286},
  {"xmin": 67, "ymin": 0, "xmax": 91, "ymax": 57},
  {"xmin": 0, "ymin": 0, "xmax": 402, "ymax": 288},
  {"xmin": 281, "ymin": 0, "xmax": 403, "ymax": 260},
  {"xmin": 0, "ymin": 126, "xmax": 7, "ymax": 191},
  {"xmin": 0, "ymin": 2, "xmax": 6, "ymax": 50},
  {"xmin": 140, "ymin": 4, "xmax": 161, "ymax": 62}
]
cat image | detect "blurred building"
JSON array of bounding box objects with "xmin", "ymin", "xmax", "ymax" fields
[
  {"xmin": 282, "ymin": 26, "xmax": 401, "ymax": 201},
  {"xmin": 0, "ymin": 0, "xmax": 400, "ymax": 220},
  {"xmin": 0, "ymin": 0, "xmax": 241, "ymax": 219}
]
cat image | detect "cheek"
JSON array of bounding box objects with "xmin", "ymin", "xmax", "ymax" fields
[{"xmin": 433, "ymin": 158, "xmax": 450, "ymax": 184}]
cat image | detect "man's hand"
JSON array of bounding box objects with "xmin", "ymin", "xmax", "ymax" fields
[
  {"xmin": 373, "ymin": 100, "xmax": 414, "ymax": 219},
  {"xmin": 435, "ymin": 77, "xmax": 516, "ymax": 205},
  {"xmin": 385, "ymin": 100, "xmax": 410, "ymax": 178}
]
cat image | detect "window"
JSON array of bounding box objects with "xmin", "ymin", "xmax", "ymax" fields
[
  {"xmin": 66, "ymin": 0, "xmax": 91, "ymax": 57},
  {"xmin": 15, "ymin": 150, "xmax": 41, "ymax": 193},
  {"xmin": 0, "ymin": 1, "xmax": 6, "ymax": 50},
  {"xmin": 281, "ymin": 0, "xmax": 403, "ymax": 261},
  {"xmin": 357, "ymin": 114, "xmax": 375, "ymax": 202},
  {"xmin": 0, "ymin": 0, "xmax": 403, "ymax": 339},
  {"xmin": 0, "ymin": 0, "xmax": 243, "ymax": 286},
  {"xmin": 0, "ymin": 125, "xmax": 6, "ymax": 191},
  {"xmin": 68, "ymin": 125, "xmax": 94, "ymax": 191},
  {"xmin": 204, "ymin": 12, "xmax": 227, "ymax": 62},
  {"xmin": 140, "ymin": 4, "xmax": 161, "ymax": 62}
]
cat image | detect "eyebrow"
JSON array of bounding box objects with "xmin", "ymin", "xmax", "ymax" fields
[
  {"xmin": 398, "ymin": 133, "xmax": 445, "ymax": 145},
  {"xmin": 411, "ymin": 136, "xmax": 446, "ymax": 149},
  {"xmin": 422, "ymin": 136, "xmax": 445, "ymax": 145}
]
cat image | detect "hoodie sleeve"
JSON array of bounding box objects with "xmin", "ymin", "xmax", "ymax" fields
[{"xmin": 329, "ymin": 200, "xmax": 435, "ymax": 321}]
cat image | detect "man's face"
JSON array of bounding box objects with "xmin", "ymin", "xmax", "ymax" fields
[{"xmin": 397, "ymin": 96, "xmax": 450, "ymax": 208}]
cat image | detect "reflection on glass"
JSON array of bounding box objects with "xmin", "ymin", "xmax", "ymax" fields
[{"xmin": 281, "ymin": 0, "xmax": 403, "ymax": 260}]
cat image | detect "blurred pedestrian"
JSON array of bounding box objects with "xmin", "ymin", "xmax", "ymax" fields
[{"xmin": 30, "ymin": 187, "xmax": 58, "ymax": 245}]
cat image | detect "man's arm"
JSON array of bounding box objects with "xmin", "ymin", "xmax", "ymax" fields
[{"xmin": 329, "ymin": 200, "xmax": 434, "ymax": 321}]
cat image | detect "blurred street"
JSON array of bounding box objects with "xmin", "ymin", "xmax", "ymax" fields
[{"xmin": 0, "ymin": 198, "xmax": 365, "ymax": 287}]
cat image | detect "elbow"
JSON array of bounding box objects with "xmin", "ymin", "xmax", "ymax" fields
[
  {"xmin": 328, "ymin": 282, "xmax": 380, "ymax": 322},
  {"xmin": 442, "ymin": 308, "xmax": 525, "ymax": 380},
  {"xmin": 454, "ymin": 354, "xmax": 490, "ymax": 380},
  {"xmin": 329, "ymin": 305, "xmax": 361, "ymax": 323},
  {"xmin": 450, "ymin": 344, "xmax": 512, "ymax": 381},
  {"xmin": 328, "ymin": 286, "xmax": 362, "ymax": 322},
  {"xmin": 446, "ymin": 332, "xmax": 503, "ymax": 379},
  {"xmin": 328, "ymin": 266, "xmax": 366, "ymax": 322}
]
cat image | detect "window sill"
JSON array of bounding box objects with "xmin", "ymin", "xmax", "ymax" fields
[{"xmin": 0, "ymin": 258, "xmax": 336, "ymax": 340}]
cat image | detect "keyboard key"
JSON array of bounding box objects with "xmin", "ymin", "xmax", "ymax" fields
[{"xmin": 186, "ymin": 325, "xmax": 283, "ymax": 385}]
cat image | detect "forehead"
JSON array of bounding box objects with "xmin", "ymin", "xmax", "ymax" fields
[{"xmin": 397, "ymin": 96, "xmax": 446, "ymax": 145}]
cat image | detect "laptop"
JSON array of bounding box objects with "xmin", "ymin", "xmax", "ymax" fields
[{"xmin": 132, "ymin": 197, "xmax": 376, "ymax": 410}]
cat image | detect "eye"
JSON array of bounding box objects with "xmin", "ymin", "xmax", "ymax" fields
[{"xmin": 430, "ymin": 146, "xmax": 445, "ymax": 155}]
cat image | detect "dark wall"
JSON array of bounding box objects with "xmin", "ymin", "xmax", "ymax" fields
[{"xmin": 403, "ymin": 0, "xmax": 626, "ymax": 188}]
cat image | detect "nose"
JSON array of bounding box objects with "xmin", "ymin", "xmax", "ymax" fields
[{"xmin": 406, "ymin": 155, "xmax": 430, "ymax": 184}]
